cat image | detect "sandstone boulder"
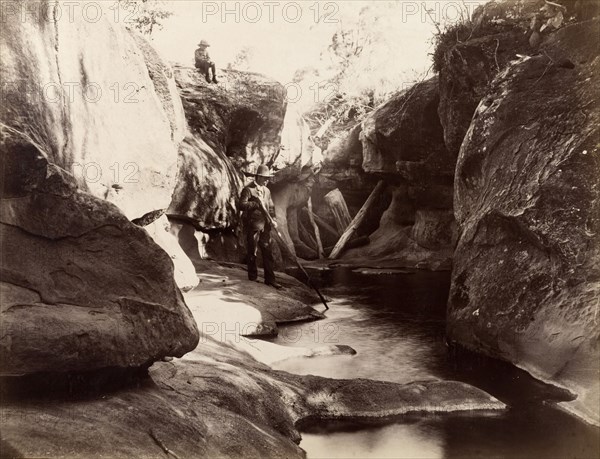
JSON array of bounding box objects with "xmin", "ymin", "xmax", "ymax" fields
[
  {"xmin": 0, "ymin": 138, "xmax": 199, "ymax": 375},
  {"xmin": 411, "ymin": 209, "xmax": 455, "ymax": 250},
  {"xmin": 448, "ymin": 19, "xmax": 600, "ymax": 425},
  {"xmin": 436, "ymin": 0, "xmax": 599, "ymax": 157},
  {"xmin": 168, "ymin": 135, "xmax": 243, "ymax": 230},
  {"xmin": 174, "ymin": 66, "xmax": 287, "ymax": 169},
  {"xmin": 361, "ymin": 77, "xmax": 453, "ymax": 178}
]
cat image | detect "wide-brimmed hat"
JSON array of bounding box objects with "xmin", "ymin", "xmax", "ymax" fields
[
  {"xmin": 198, "ymin": 40, "xmax": 210, "ymax": 47},
  {"xmin": 243, "ymin": 164, "xmax": 274, "ymax": 178}
]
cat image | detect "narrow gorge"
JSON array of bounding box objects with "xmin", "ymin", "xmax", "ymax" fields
[{"xmin": 1, "ymin": 0, "xmax": 598, "ymax": 457}]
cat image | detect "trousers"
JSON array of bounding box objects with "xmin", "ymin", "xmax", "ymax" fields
[
  {"xmin": 246, "ymin": 226, "xmax": 275, "ymax": 283},
  {"xmin": 195, "ymin": 60, "xmax": 216, "ymax": 81}
]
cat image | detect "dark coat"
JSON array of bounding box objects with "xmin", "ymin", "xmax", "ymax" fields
[
  {"xmin": 239, "ymin": 182, "xmax": 276, "ymax": 231},
  {"xmin": 195, "ymin": 47, "xmax": 211, "ymax": 66}
]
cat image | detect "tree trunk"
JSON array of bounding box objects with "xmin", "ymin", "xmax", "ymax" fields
[
  {"xmin": 324, "ymin": 188, "xmax": 352, "ymax": 234},
  {"xmin": 306, "ymin": 198, "xmax": 324, "ymax": 258},
  {"xmin": 329, "ymin": 180, "xmax": 386, "ymax": 259}
]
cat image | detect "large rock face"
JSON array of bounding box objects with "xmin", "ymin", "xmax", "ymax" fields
[
  {"xmin": 0, "ymin": 1, "xmax": 185, "ymax": 219},
  {"xmin": 448, "ymin": 19, "xmax": 600, "ymax": 425},
  {"xmin": 1, "ymin": 1, "xmax": 199, "ymax": 375},
  {"xmin": 437, "ymin": 29, "xmax": 530, "ymax": 156},
  {"xmin": 0, "ymin": 143, "xmax": 199, "ymax": 375},
  {"xmin": 361, "ymin": 77, "xmax": 454, "ymax": 179},
  {"xmin": 437, "ymin": 0, "xmax": 600, "ymax": 157},
  {"xmin": 169, "ymin": 135, "xmax": 243, "ymax": 230},
  {"xmin": 174, "ymin": 66, "xmax": 287, "ymax": 168}
]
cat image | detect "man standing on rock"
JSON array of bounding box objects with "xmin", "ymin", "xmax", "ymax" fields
[
  {"xmin": 239, "ymin": 164, "xmax": 282, "ymax": 289},
  {"xmin": 195, "ymin": 40, "xmax": 218, "ymax": 84}
]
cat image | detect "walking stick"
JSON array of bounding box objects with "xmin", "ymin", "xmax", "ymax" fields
[{"xmin": 257, "ymin": 201, "xmax": 329, "ymax": 310}]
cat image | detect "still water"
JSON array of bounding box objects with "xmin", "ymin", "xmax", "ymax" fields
[{"xmin": 271, "ymin": 268, "xmax": 600, "ymax": 459}]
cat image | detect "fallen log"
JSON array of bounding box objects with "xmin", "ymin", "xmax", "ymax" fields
[
  {"xmin": 307, "ymin": 198, "xmax": 324, "ymax": 258},
  {"xmin": 329, "ymin": 180, "xmax": 386, "ymax": 260},
  {"xmin": 324, "ymin": 189, "xmax": 352, "ymax": 235}
]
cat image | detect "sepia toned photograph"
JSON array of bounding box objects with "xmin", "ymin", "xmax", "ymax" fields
[{"xmin": 1, "ymin": 0, "xmax": 599, "ymax": 458}]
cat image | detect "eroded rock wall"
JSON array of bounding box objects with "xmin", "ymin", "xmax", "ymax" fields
[
  {"xmin": 0, "ymin": 1, "xmax": 201, "ymax": 374},
  {"xmin": 437, "ymin": 0, "xmax": 600, "ymax": 157},
  {"xmin": 447, "ymin": 19, "xmax": 600, "ymax": 425},
  {"xmin": 317, "ymin": 77, "xmax": 456, "ymax": 267},
  {"xmin": 0, "ymin": 1, "xmax": 184, "ymax": 220},
  {"xmin": 437, "ymin": 30, "xmax": 530, "ymax": 156}
]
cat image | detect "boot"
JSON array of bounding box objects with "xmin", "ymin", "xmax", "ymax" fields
[
  {"xmin": 205, "ymin": 73, "xmax": 212, "ymax": 83},
  {"xmin": 212, "ymin": 76, "xmax": 219, "ymax": 84},
  {"xmin": 265, "ymin": 280, "xmax": 283, "ymax": 290}
]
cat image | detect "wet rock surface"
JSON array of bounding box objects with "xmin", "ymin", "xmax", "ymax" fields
[
  {"xmin": 168, "ymin": 134, "xmax": 243, "ymax": 230},
  {"xmin": 186, "ymin": 260, "xmax": 326, "ymax": 337},
  {"xmin": 447, "ymin": 19, "xmax": 600, "ymax": 425}
]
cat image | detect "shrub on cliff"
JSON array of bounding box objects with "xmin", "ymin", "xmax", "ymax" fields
[
  {"xmin": 119, "ymin": 0, "xmax": 173, "ymax": 36},
  {"xmin": 431, "ymin": 0, "xmax": 581, "ymax": 72}
]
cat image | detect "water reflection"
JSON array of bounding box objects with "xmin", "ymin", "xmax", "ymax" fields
[
  {"xmin": 273, "ymin": 296, "xmax": 447, "ymax": 384},
  {"xmin": 301, "ymin": 422, "xmax": 443, "ymax": 459},
  {"xmin": 272, "ymin": 269, "xmax": 600, "ymax": 459}
]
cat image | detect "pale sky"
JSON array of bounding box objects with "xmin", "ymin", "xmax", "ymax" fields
[{"xmin": 150, "ymin": 0, "xmax": 487, "ymax": 84}]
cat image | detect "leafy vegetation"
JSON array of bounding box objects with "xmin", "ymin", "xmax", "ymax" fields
[
  {"xmin": 119, "ymin": 0, "xmax": 173, "ymax": 36},
  {"xmin": 300, "ymin": 2, "xmax": 427, "ymax": 148}
]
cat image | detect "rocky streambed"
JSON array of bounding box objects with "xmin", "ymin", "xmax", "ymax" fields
[
  {"xmin": 271, "ymin": 268, "xmax": 600, "ymax": 458},
  {"xmin": 1, "ymin": 0, "xmax": 599, "ymax": 456},
  {"xmin": 1, "ymin": 263, "xmax": 507, "ymax": 458}
]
